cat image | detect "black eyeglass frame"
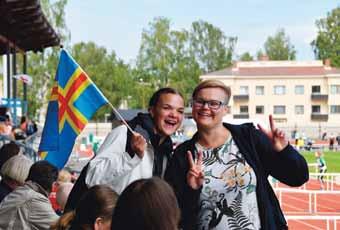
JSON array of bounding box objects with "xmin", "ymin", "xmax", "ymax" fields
[{"xmin": 191, "ymin": 98, "xmax": 227, "ymax": 110}]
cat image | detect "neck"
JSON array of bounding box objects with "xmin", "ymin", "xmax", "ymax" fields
[{"xmin": 197, "ymin": 124, "xmax": 230, "ymax": 148}]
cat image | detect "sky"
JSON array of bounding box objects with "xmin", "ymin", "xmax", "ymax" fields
[{"xmin": 65, "ymin": 1, "xmax": 339, "ymax": 64}]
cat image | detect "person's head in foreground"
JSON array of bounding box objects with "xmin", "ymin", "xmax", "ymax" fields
[
  {"xmin": 111, "ymin": 177, "xmax": 180, "ymax": 230},
  {"xmin": 69, "ymin": 185, "xmax": 118, "ymax": 230}
]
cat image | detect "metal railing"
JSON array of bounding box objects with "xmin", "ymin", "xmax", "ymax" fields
[
  {"xmin": 286, "ymin": 215, "xmax": 340, "ymax": 230},
  {"xmin": 275, "ymin": 188, "xmax": 340, "ymax": 214},
  {"xmin": 0, "ymin": 133, "xmax": 40, "ymax": 162}
]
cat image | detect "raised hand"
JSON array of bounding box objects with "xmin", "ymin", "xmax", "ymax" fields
[
  {"xmin": 257, "ymin": 115, "xmax": 288, "ymax": 152},
  {"xmin": 186, "ymin": 150, "xmax": 204, "ymax": 190},
  {"xmin": 130, "ymin": 132, "xmax": 147, "ymax": 158}
]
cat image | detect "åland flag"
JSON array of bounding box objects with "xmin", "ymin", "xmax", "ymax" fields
[{"xmin": 38, "ymin": 49, "xmax": 108, "ymax": 169}]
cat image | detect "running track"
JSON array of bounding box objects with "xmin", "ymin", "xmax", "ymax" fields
[{"xmin": 276, "ymin": 178, "xmax": 340, "ymax": 229}]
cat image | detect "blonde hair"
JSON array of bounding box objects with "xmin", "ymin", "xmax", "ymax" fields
[
  {"xmin": 57, "ymin": 169, "xmax": 72, "ymax": 183},
  {"xmin": 192, "ymin": 80, "xmax": 231, "ymax": 104},
  {"xmin": 1, "ymin": 154, "xmax": 33, "ymax": 184}
]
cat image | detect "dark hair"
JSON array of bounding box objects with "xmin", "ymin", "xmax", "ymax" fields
[
  {"xmin": 0, "ymin": 142, "xmax": 20, "ymax": 170},
  {"xmin": 70, "ymin": 185, "xmax": 118, "ymax": 230},
  {"xmin": 112, "ymin": 177, "xmax": 180, "ymax": 230},
  {"xmin": 148, "ymin": 87, "xmax": 183, "ymax": 108},
  {"xmin": 26, "ymin": 160, "xmax": 58, "ymax": 193}
]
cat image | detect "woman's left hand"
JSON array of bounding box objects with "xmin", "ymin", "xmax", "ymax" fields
[{"xmin": 257, "ymin": 115, "xmax": 288, "ymax": 152}]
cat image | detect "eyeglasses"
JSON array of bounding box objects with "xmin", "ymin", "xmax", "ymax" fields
[{"xmin": 192, "ymin": 99, "xmax": 226, "ymax": 110}]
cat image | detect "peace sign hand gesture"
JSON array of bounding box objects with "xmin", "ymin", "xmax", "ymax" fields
[
  {"xmin": 186, "ymin": 150, "xmax": 204, "ymax": 190},
  {"xmin": 257, "ymin": 115, "xmax": 288, "ymax": 152}
]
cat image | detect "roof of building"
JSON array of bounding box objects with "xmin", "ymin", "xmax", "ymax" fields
[
  {"xmin": 0, "ymin": 0, "xmax": 60, "ymax": 55},
  {"xmin": 204, "ymin": 60, "xmax": 340, "ymax": 77}
]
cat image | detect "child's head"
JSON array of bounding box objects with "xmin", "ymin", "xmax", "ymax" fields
[{"xmin": 315, "ymin": 151, "xmax": 323, "ymax": 157}]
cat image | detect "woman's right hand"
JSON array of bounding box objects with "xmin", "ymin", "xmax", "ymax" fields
[{"xmin": 186, "ymin": 150, "xmax": 204, "ymax": 190}]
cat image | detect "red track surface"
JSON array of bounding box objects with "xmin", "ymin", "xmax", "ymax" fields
[{"xmin": 275, "ymin": 179, "xmax": 340, "ymax": 229}]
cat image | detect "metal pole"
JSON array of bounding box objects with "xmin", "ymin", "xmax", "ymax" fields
[
  {"xmin": 12, "ymin": 48, "xmax": 16, "ymax": 99},
  {"xmin": 23, "ymin": 52, "xmax": 27, "ymax": 102},
  {"xmin": 6, "ymin": 43, "xmax": 11, "ymax": 98}
]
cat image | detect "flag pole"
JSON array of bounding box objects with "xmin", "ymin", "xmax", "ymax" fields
[{"xmin": 107, "ymin": 102, "xmax": 135, "ymax": 133}]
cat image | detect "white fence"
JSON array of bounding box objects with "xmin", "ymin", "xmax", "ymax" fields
[
  {"xmin": 275, "ymin": 188, "xmax": 340, "ymax": 214},
  {"xmin": 286, "ymin": 215, "xmax": 340, "ymax": 230}
]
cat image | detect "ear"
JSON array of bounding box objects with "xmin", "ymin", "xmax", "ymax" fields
[
  {"xmin": 94, "ymin": 217, "xmax": 103, "ymax": 230},
  {"xmin": 222, "ymin": 105, "xmax": 229, "ymax": 115},
  {"xmin": 149, "ymin": 106, "xmax": 155, "ymax": 118}
]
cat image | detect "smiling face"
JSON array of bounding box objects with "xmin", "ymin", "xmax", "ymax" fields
[
  {"xmin": 192, "ymin": 87, "xmax": 229, "ymax": 130},
  {"xmin": 150, "ymin": 93, "xmax": 185, "ymax": 137}
]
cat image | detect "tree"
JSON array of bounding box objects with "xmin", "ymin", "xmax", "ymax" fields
[
  {"xmin": 311, "ymin": 7, "xmax": 340, "ymax": 67},
  {"xmin": 262, "ymin": 28, "xmax": 296, "ymax": 60},
  {"xmin": 23, "ymin": 0, "xmax": 70, "ymax": 119},
  {"xmin": 168, "ymin": 30, "xmax": 201, "ymax": 101},
  {"xmin": 189, "ymin": 20, "xmax": 237, "ymax": 73},
  {"xmin": 71, "ymin": 42, "xmax": 134, "ymax": 118},
  {"xmin": 239, "ymin": 52, "xmax": 254, "ymax": 61},
  {"xmin": 136, "ymin": 17, "xmax": 173, "ymax": 87}
]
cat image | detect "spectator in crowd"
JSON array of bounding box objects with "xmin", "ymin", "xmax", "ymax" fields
[
  {"xmin": 50, "ymin": 169, "xmax": 73, "ymax": 213},
  {"xmin": 0, "ymin": 115, "xmax": 14, "ymax": 139},
  {"xmin": 315, "ymin": 151, "xmax": 327, "ymax": 190},
  {"xmin": 0, "ymin": 142, "xmax": 20, "ymax": 172},
  {"xmin": 65, "ymin": 88, "xmax": 184, "ymax": 211},
  {"xmin": 56, "ymin": 182, "xmax": 74, "ymax": 215},
  {"xmin": 337, "ymin": 134, "xmax": 340, "ymax": 150},
  {"xmin": 0, "ymin": 161, "xmax": 59, "ymax": 230},
  {"xmin": 111, "ymin": 177, "xmax": 180, "ymax": 230},
  {"xmin": 329, "ymin": 133, "xmax": 336, "ymax": 151},
  {"xmin": 166, "ymin": 80, "xmax": 309, "ymax": 230},
  {"xmin": 52, "ymin": 185, "xmax": 117, "ymax": 230},
  {"xmin": 0, "ymin": 154, "xmax": 33, "ymax": 202}
]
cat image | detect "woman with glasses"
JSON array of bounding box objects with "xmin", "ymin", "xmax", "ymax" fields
[{"xmin": 165, "ymin": 80, "xmax": 309, "ymax": 230}]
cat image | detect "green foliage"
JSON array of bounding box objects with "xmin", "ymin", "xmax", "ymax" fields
[
  {"xmin": 71, "ymin": 42, "xmax": 134, "ymax": 119},
  {"xmin": 301, "ymin": 151, "xmax": 340, "ymax": 173},
  {"xmin": 311, "ymin": 7, "xmax": 340, "ymax": 67},
  {"xmin": 262, "ymin": 28, "xmax": 296, "ymax": 60},
  {"xmin": 189, "ymin": 20, "xmax": 237, "ymax": 73},
  {"xmin": 239, "ymin": 52, "xmax": 254, "ymax": 61},
  {"xmin": 136, "ymin": 17, "xmax": 236, "ymax": 104}
]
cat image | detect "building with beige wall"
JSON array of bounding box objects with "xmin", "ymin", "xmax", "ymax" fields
[{"xmin": 200, "ymin": 60, "xmax": 340, "ymax": 139}]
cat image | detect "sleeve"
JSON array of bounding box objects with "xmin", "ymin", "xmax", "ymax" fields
[
  {"xmin": 165, "ymin": 145, "xmax": 201, "ymax": 230},
  {"xmin": 253, "ymin": 127, "xmax": 309, "ymax": 187},
  {"xmin": 27, "ymin": 196, "xmax": 59, "ymax": 230},
  {"xmin": 85, "ymin": 125, "xmax": 142, "ymax": 187}
]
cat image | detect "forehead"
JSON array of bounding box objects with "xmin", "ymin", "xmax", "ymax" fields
[
  {"xmin": 195, "ymin": 87, "xmax": 228, "ymax": 100},
  {"xmin": 156, "ymin": 93, "xmax": 184, "ymax": 107}
]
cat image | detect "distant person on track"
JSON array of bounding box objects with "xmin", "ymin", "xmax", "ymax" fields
[{"xmin": 315, "ymin": 151, "xmax": 327, "ymax": 190}]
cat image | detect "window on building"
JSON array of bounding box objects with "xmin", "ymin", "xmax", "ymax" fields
[
  {"xmin": 295, "ymin": 85, "xmax": 304, "ymax": 95},
  {"xmin": 330, "ymin": 85, "xmax": 340, "ymax": 94},
  {"xmin": 240, "ymin": 105, "xmax": 248, "ymax": 114},
  {"xmin": 312, "ymin": 85, "xmax": 321, "ymax": 94},
  {"xmin": 312, "ymin": 105, "xmax": 321, "ymax": 114},
  {"xmin": 255, "ymin": 86, "xmax": 264, "ymax": 95},
  {"xmin": 295, "ymin": 105, "xmax": 304, "ymax": 114},
  {"xmin": 273, "ymin": 85, "xmax": 286, "ymax": 95},
  {"xmin": 330, "ymin": 105, "xmax": 340, "ymax": 114},
  {"xmin": 273, "ymin": 105, "xmax": 286, "ymax": 114},
  {"xmin": 256, "ymin": 105, "xmax": 264, "ymax": 114},
  {"xmin": 240, "ymin": 86, "xmax": 249, "ymax": 95}
]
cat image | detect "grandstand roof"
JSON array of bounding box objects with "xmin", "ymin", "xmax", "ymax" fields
[{"xmin": 0, "ymin": 0, "xmax": 60, "ymax": 54}]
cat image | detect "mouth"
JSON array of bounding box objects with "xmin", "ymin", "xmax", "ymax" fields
[
  {"xmin": 197, "ymin": 111, "xmax": 212, "ymax": 117},
  {"xmin": 164, "ymin": 119, "xmax": 178, "ymax": 128}
]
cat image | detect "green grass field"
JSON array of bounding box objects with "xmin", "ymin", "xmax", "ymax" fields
[{"xmin": 300, "ymin": 151, "xmax": 340, "ymax": 173}]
